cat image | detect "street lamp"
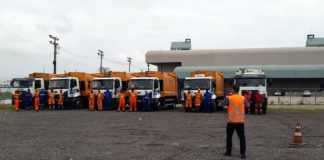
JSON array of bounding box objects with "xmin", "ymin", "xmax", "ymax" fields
[
  {"xmin": 49, "ymin": 35, "xmax": 59, "ymax": 74},
  {"xmin": 127, "ymin": 57, "xmax": 132, "ymax": 73},
  {"xmin": 98, "ymin": 50, "xmax": 104, "ymax": 73}
]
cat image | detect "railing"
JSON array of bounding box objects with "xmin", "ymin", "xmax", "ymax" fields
[{"xmin": 267, "ymin": 88, "xmax": 324, "ymax": 105}]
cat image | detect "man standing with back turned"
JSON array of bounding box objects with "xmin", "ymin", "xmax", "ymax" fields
[{"xmin": 219, "ymin": 85, "xmax": 249, "ymax": 159}]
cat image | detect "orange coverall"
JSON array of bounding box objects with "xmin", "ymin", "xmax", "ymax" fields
[
  {"xmin": 195, "ymin": 91, "xmax": 202, "ymax": 109},
  {"xmin": 48, "ymin": 92, "xmax": 55, "ymax": 105},
  {"xmin": 33, "ymin": 91, "xmax": 40, "ymax": 111},
  {"xmin": 186, "ymin": 92, "xmax": 192, "ymax": 108},
  {"xmin": 13, "ymin": 93, "xmax": 20, "ymax": 111},
  {"xmin": 129, "ymin": 92, "xmax": 137, "ymax": 112},
  {"xmin": 97, "ymin": 92, "xmax": 104, "ymax": 111},
  {"xmin": 58, "ymin": 93, "xmax": 64, "ymax": 108},
  {"xmin": 89, "ymin": 92, "xmax": 95, "ymax": 111},
  {"xmin": 118, "ymin": 93, "xmax": 126, "ymax": 111}
]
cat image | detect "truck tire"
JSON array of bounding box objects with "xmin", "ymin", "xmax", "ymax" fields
[
  {"xmin": 154, "ymin": 99, "xmax": 161, "ymax": 111},
  {"xmin": 76, "ymin": 98, "xmax": 83, "ymax": 109},
  {"xmin": 262, "ymin": 98, "xmax": 267, "ymax": 114},
  {"xmin": 211, "ymin": 101, "xmax": 216, "ymax": 112}
]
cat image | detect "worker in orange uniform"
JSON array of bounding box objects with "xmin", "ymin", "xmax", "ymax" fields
[
  {"xmin": 194, "ymin": 89, "xmax": 202, "ymax": 112},
  {"xmin": 129, "ymin": 88, "xmax": 137, "ymax": 112},
  {"xmin": 118, "ymin": 90, "xmax": 126, "ymax": 112},
  {"xmin": 254, "ymin": 90, "xmax": 263, "ymax": 115},
  {"xmin": 13, "ymin": 90, "xmax": 20, "ymax": 111},
  {"xmin": 33, "ymin": 89, "xmax": 40, "ymax": 111},
  {"xmin": 242, "ymin": 90, "xmax": 251, "ymax": 114},
  {"xmin": 185, "ymin": 90, "xmax": 192, "ymax": 112},
  {"xmin": 97, "ymin": 90, "xmax": 104, "ymax": 111},
  {"xmin": 219, "ymin": 85, "xmax": 249, "ymax": 159},
  {"xmin": 58, "ymin": 90, "xmax": 64, "ymax": 110},
  {"xmin": 48, "ymin": 89, "xmax": 55, "ymax": 110},
  {"xmin": 89, "ymin": 90, "xmax": 95, "ymax": 111}
]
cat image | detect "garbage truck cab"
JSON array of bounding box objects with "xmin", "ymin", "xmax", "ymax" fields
[
  {"xmin": 183, "ymin": 71, "xmax": 225, "ymax": 110},
  {"xmin": 130, "ymin": 71, "xmax": 178, "ymax": 110},
  {"xmin": 49, "ymin": 72, "xmax": 97, "ymax": 108},
  {"xmin": 234, "ymin": 68, "xmax": 268, "ymax": 114}
]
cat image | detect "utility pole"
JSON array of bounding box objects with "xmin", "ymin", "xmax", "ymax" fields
[
  {"xmin": 127, "ymin": 57, "xmax": 132, "ymax": 73},
  {"xmin": 97, "ymin": 50, "xmax": 104, "ymax": 73},
  {"xmin": 49, "ymin": 35, "xmax": 59, "ymax": 74},
  {"xmin": 147, "ymin": 63, "xmax": 150, "ymax": 71}
]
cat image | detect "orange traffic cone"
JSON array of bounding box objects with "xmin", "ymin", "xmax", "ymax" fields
[{"xmin": 291, "ymin": 121, "xmax": 305, "ymax": 146}]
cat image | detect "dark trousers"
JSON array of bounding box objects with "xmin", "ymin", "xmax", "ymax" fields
[{"xmin": 226, "ymin": 123, "xmax": 246, "ymax": 155}]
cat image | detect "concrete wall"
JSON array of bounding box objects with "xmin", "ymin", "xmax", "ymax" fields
[{"xmin": 268, "ymin": 96, "xmax": 324, "ymax": 105}]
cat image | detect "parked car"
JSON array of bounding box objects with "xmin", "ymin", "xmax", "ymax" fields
[
  {"xmin": 303, "ymin": 90, "xmax": 312, "ymax": 97},
  {"xmin": 274, "ymin": 90, "xmax": 284, "ymax": 96}
]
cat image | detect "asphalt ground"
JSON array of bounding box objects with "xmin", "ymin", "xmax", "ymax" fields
[{"xmin": 0, "ymin": 108, "xmax": 323, "ymax": 160}]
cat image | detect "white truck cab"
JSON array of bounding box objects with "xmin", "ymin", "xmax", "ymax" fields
[
  {"xmin": 49, "ymin": 77, "xmax": 82, "ymax": 107},
  {"xmin": 10, "ymin": 78, "xmax": 45, "ymax": 94},
  {"xmin": 234, "ymin": 69, "xmax": 267, "ymax": 96},
  {"xmin": 182, "ymin": 75, "xmax": 216, "ymax": 101},
  {"xmin": 129, "ymin": 77, "xmax": 161, "ymax": 100},
  {"xmin": 91, "ymin": 77, "xmax": 122, "ymax": 105}
]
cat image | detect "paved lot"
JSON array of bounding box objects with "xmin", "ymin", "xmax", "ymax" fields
[{"xmin": 0, "ymin": 109, "xmax": 323, "ymax": 160}]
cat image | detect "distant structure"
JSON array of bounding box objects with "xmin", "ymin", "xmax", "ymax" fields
[
  {"xmin": 306, "ymin": 34, "xmax": 324, "ymax": 47},
  {"xmin": 171, "ymin": 38, "xmax": 191, "ymax": 50}
]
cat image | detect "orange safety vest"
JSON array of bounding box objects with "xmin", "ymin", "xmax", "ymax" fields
[
  {"xmin": 89, "ymin": 92, "xmax": 95, "ymax": 100},
  {"xmin": 228, "ymin": 94, "xmax": 245, "ymax": 123},
  {"xmin": 97, "ymin": 92, "xmax": 103, "ymax": 101},
  {"xmin": 119, "ymin": 93, "xmax": 125, "ymax": 102},
  {"xmin": 48, "ymin": 92, "xmax": 55, "ymax": 100},
  {"xmin": 130, "ymin": 92, "xmax": 137, "ymax": 100}
]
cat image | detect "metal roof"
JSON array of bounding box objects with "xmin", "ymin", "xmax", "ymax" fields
[
  {"xmin": 174, "ymin": 65, "xmax": 324, "ymax": 79},
  {"xmin": 146, "ymin": 47, "xmax": 324, "ymax": 66}
]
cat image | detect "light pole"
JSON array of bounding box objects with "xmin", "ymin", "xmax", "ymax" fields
[
  {"xmin": 127, "ymin": 57, "xmax": 132, "ymax": 73},
  {"xmin": 49, "ymin": 35, "xmax": 59, "ymax": 74},
  {"xmin": 98, "ymin": 50, "xmax": 104, "ymax": 73}
]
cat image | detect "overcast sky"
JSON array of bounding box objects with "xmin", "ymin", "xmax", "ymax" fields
[{"xmin": 0, "ymin": 0, "xmax": 323, "ymax": 81}]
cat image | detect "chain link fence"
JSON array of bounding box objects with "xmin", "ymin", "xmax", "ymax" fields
[
  {"xmin": 0, "ymin": 87, "xmax": 13, "ymax": 105},
  {"xmin": 268, "ymin": 88, "xmax": 324, "ymax": 105}
]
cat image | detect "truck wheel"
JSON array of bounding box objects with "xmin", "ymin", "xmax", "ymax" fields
[
  {"xmin": 263, "ymin": 99, "xmax": 267, "ymax": 114},
  {"xmin": 76, "ymin": 98, "xmax": 83, "ymax": 109},
  {"xmin": 211, "ymin": 101, "xmax": 216, "ymax": 112},
  {"xmin": 154, "ymin": 100, "xmax": 161, "ymax": 111}
]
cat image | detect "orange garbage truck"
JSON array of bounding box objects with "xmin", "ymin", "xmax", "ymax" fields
[
  {"xmin": 182, "ymin": 70, "xmax": 225, "ymax": 111},
  {"xmin": 130, "ymin": 71, "xmax": 178, "ymax": 111},
  {"xmin": 90, "ymin": 71, "xmax": 132, "ymax": 108},
  {"xmin": 48, "ymin": 72, "xmax": 98, "ymax": 108}
]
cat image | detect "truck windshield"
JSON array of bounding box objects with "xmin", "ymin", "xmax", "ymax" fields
[
  {"xmin": 49, "ymin": 79, "xmax": 69, "ymax": 89},
  {"xmin": 91, "ymin": 79, "xmax": 114, "ymax": 90},
  {"xmin": 235, "ymin": 78, "xmax": 266, "ymax": 87},
  {"xmin": 11, "ymin": 80, "xmax": 33, "ymax": 88},
  {"xmin": 130, "ymin": 79, "xmax": 153, "ymax": 90},
  {"xmin": 184, "ymin": 79, "xmax": 211, "ymax": 90}
]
